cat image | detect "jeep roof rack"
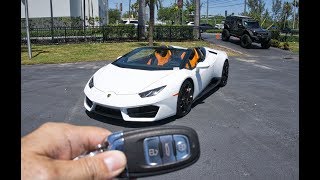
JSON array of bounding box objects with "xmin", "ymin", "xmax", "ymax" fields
[{"xmin": 227, "ymin": 15, "xmax": 252, "ymax": 19}]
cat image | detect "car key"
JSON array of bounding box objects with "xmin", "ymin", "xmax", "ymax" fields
[{"xmin": 74, "ymin": 125, "xmax": 200, "ymax": 178}]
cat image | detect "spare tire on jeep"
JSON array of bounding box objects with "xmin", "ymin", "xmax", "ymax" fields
[{"xmin": 222, "ymin": 29, "xmax": 230, "ymax": 41}]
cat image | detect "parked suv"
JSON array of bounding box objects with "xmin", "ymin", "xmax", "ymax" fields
[{"xmin": 222, "ymin": 15, "xmax": 271, "ymax": 49}]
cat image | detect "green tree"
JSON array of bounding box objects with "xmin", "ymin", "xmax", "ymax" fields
[
  {"xmin": 108, "ymin": 9, "xmax": 121, "ymax": 24},
  {"xmin": 247, "ymin": 0, "xmax": 266, "ymax": 22},
  {"xmin": 261, "ymin": 9, "xmax": 273, "ymax": 28},
  {"xmin": 280, "ymin": 2, "xmax": 293, "ymax": 29},
  {"xmin": 272, "ymin": 0, "xmax": 282, "ymax": 23},
  {"xmin": 184, "ymin": 0, "xmax": 195, "ymax": 22}
]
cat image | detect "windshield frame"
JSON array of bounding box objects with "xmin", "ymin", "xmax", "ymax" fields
[
  {"xmin": 112, "ymin": 47, "xmax": 193, "ymax": 71},
  {"xmin": 243, "ymin": 20, "xmax": 261, "ymax": 29}
]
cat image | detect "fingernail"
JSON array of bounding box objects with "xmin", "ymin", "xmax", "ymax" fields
[{"xmin": 104, "ymin": 151, "xmax": 127, "ymax": 172}]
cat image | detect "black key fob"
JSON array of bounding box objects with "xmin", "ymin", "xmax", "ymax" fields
[
  {"xmin": 108, "ymin": 125, "xmax": 200, "ymax": 178},
  {"xmin": 74, "ymin": 125, "xmax": 200, "ymax": 178}
]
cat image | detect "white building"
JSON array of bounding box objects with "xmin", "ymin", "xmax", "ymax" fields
[{"xmin": 21, "ymin": 0, "xmax": 108, "ymax": 26}]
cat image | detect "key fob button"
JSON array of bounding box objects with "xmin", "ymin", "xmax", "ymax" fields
[
  {"xmin": 173, "ymin": 135, "xmax": 190, "ymax": 161},
  {"xmin": 143, "ymin": 137, "xmax": 162, "ymax": 166},
  {"xmin": 159, "ymin": 135, "xmax": 176, "ymax": 164}
]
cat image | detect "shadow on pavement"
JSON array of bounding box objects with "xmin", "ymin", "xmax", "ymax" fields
[
  {"xmin": 86, "ymin": 110, "xmax": 176, "ymax": 128},
  {"xmin": 227, "ymin": 38, "xmax": 263, "ymax": 49},
  {"xmin": 192, "ymin": 85, "xmax": 220, "ymax": 108}
]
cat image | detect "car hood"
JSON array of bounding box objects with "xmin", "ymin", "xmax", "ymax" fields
[
  {"xmin": 93, "ymin": 64, "xmax": 175, "ymax": 95},
  {"xmin": 251, "ymin": 28, "xmax": 268, "ymax": 33}
]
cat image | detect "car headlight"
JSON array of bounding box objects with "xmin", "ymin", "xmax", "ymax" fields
[
  {"xmin": 89, "ymin": 77, "xmax": 94, "ymax": 88},
  {"xmin": 139, "ymin": 85, "xmax": 166, "ymax": 98}
]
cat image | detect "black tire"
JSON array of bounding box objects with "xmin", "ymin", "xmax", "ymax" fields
[
  {"xmin": 222, "ymin": 29, "xmax": 230, "ymax": 41},
  {"xmin": 219, "ymin": 60, "xmax": 229, "ymax": 87},
  {"xmin": 240, "ymin": 34, "xmax": 252, "ymax": 48},
  {"xmin": 261, "ymin": 39, "xmax": 271, "ymax": 49},
  {"xmin": 176, "ymin": 80, "xmax": 194, "ymax": 118}
]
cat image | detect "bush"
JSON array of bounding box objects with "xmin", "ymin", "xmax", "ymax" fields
[
  {"xmin": 103, "ymin": 24, "xmax": 137, "ymax": 40},
  {"xmin": 150, "ymin": 25, "xmax": 194, "ymax": 40},
  {"xmin": 205, "ymin": 29, "xmax": 223, "ymax": 33},
  {"xmin": 270, "ymin": 30, "xmax": 280, "ymax": 40},
  {"xmin": 283, "ymin": 42, "xmax": 290, "ymax": 50},
  {"xmin": 278, "ymin": 35, "xmax": 299, "ymax": 42},
  {"xmin": 270, "ymin": 39, "xmax": 280, "ymax": 48}
]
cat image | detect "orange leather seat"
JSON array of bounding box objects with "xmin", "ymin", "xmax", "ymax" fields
[
  {"xmin": 186, "ymin": 49, "xmax": 199, "ymax": 69},
  {"xmin": 155, "ymin": 50, "xmax": 172, "ymax": 66}
]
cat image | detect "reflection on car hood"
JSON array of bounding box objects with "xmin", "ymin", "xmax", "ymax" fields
[
  {"xmin": 94, "ymin": 64, "xmax": 175, "ymax": 95},
  {"xmin": 251, "ymin": 28, "xmax": 268, "ymax": 33}
]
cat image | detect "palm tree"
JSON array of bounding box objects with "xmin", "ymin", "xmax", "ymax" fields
[
  {"xmin": 138, "ymin": 0, "xmax": 146, "ymax": 40},
  {"xmin": 148, "ymin": 0, "xmax": 155, "ymax": 46},
  {"xmin": 194, "ymin": 0, "xmax": 200, "ymax": 39},
  {"xmin": 146, "ymin": 0, "xmax": 162, "ymax": 46}
]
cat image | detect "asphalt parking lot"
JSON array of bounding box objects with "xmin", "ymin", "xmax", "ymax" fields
[{"xmin": 21, "ymin": 39, "xmax": 299, "ymax": 179}]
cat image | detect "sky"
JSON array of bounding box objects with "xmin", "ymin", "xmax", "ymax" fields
[{"xmin": 107, "ymin": 0, "xmax": 295, "ymax": 17}]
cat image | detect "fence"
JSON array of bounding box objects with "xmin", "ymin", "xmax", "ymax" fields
[{"xmin": 21, "ymin": 25, "xmax": 196, "ymax": 44}]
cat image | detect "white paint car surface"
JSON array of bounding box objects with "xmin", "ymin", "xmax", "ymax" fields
[{"xmin": 84, "ymin": 46, "xmax": 229, "ymax": 121}]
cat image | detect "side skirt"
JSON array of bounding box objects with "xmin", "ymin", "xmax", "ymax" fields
[{"xmin": 192, "ymin": 77, "xmax": 221, "ymax": 103}]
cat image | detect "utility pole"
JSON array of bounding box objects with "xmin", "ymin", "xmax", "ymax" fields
[
  {"xmin": 129, "ymin": 0, "xmax": 131, "ymax": 22},
  {"xmin": 244, "ymin": 0, "xmax": 246, "ymax": 14},
  {"xmin": 50, "ymin": 0, "xmax": 54, "ymax": 42},
  {"xmin": 293, "ymin": 0, "xmax": 296, "ymax": 29},
  {"xmin": 24, "ymin": 0, "xmax": 32, "ymax": 59},
  {"xmin": 106, "ymin": 0, "xmax": 109, "ymax": 24},
  {"xmin": 206, "ymin": 0, "xmax": 209, "ymax": 24}
]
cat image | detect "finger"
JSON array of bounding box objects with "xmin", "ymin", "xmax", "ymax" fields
[
  {"xmin": 23, "ymin": 122, "xmax": 112, "ymax": 159},
  {"xmin": 53, "ymin": 150, "xmax": 127, "ymax": 180}
]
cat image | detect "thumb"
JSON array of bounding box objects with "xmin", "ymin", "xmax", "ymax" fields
[{"xmin": 54, "ymin": 150, "xmax": 127, "ymax": 180}]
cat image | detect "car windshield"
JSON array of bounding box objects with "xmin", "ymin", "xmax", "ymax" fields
[
  {"xmin": 112, "ymin": 47, "xmax": 190, "ymax": 70},
  {"xmin": 243, "ymin": 21, "xmax": 260, "ymax": 28}
]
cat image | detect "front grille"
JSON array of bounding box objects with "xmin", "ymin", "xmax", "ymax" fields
[
  {"xmin": 127, "ymin": 105, "xmax": 159, "ymax": 118},
  {"xmin": 94, "ymin": 105, "xmax": 122, "ymax": 119},
  {"xmin": 86, "ymin": 96, "xmax": 93, "ymax": 108}
]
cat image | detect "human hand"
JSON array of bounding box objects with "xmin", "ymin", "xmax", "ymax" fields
[{"xmin": 21, "ymin": 122, "xmax": 127, "ymax": 180}]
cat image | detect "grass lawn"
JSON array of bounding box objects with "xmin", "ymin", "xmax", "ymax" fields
[
  {"xmin": 286, "ymin": 42, "xmax": 299, "ymax": 53},
  {"xmin": 21, "ymin": 41, "xmax": 241, "ymax": 65}
]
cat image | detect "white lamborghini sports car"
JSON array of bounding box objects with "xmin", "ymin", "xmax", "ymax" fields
[{"xmin": 84, "ymin": 46, "xmax": 229, "ymax": 122}]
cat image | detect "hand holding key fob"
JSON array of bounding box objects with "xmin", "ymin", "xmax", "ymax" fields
[{"xmin": 75, "ymin": 125, "xmax": 200, "ymax": 178}]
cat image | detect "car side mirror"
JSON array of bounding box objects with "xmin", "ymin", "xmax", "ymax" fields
[{"xmin": 196, "ymin": 62, "xmax": 209, "ymax": 69}]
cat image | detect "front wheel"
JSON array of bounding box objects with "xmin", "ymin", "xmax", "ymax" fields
[
  {"xmin": 261, "ymin": 39, "xmax": 271, "ymax": 49},
  {"xmin": 219, "ymin": 60, "xmax": 229, "ymax": 87},
  {"xmin": 240, "ymin": 34, "xmax": 252, "ymax": 48},
  {"xmin": 176, "ymin": 80, "xmax": 194, "ymax": 118},
  {"xmin": 222, "ymin": 29, "xmax": 230, "ymax": 41}
]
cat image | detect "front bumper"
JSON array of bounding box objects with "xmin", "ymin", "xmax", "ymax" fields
[
  {"xmin": 84, "ymin": 86, "xmax": 178, "ymax": 122},
  {"xmin": 251, "ymin": 34, "xmax": 270, "ymax": 43}
]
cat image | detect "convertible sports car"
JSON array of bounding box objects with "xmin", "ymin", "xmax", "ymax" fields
[{"xmin": 84, "ymin": 45, "xmax": 229, "ymax": 121}]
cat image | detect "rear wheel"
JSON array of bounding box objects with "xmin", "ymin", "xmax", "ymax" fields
[
  {"xmin": 222, "ymin": 29, "xmax": 230, "ymax": 41},
  {"xmin": 219, "ymin": 60, "xmax": 229, "ymax": 87},
  {"xmin": 240, "ymin": 34, "xmax": 252, "ymax": 48},
  {"xmin": 176, "ymin": 80, "xmax": 194, "ymax": 118}
]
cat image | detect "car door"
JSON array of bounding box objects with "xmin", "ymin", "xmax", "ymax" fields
[{"xmin": 188, "ymin": 48, "xmax": 212, "ymax": 93}]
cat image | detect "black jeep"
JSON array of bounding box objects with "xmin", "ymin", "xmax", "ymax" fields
[{"xmin": 221, "ymin": 15, "xmax": 271, "ymax": 49}]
